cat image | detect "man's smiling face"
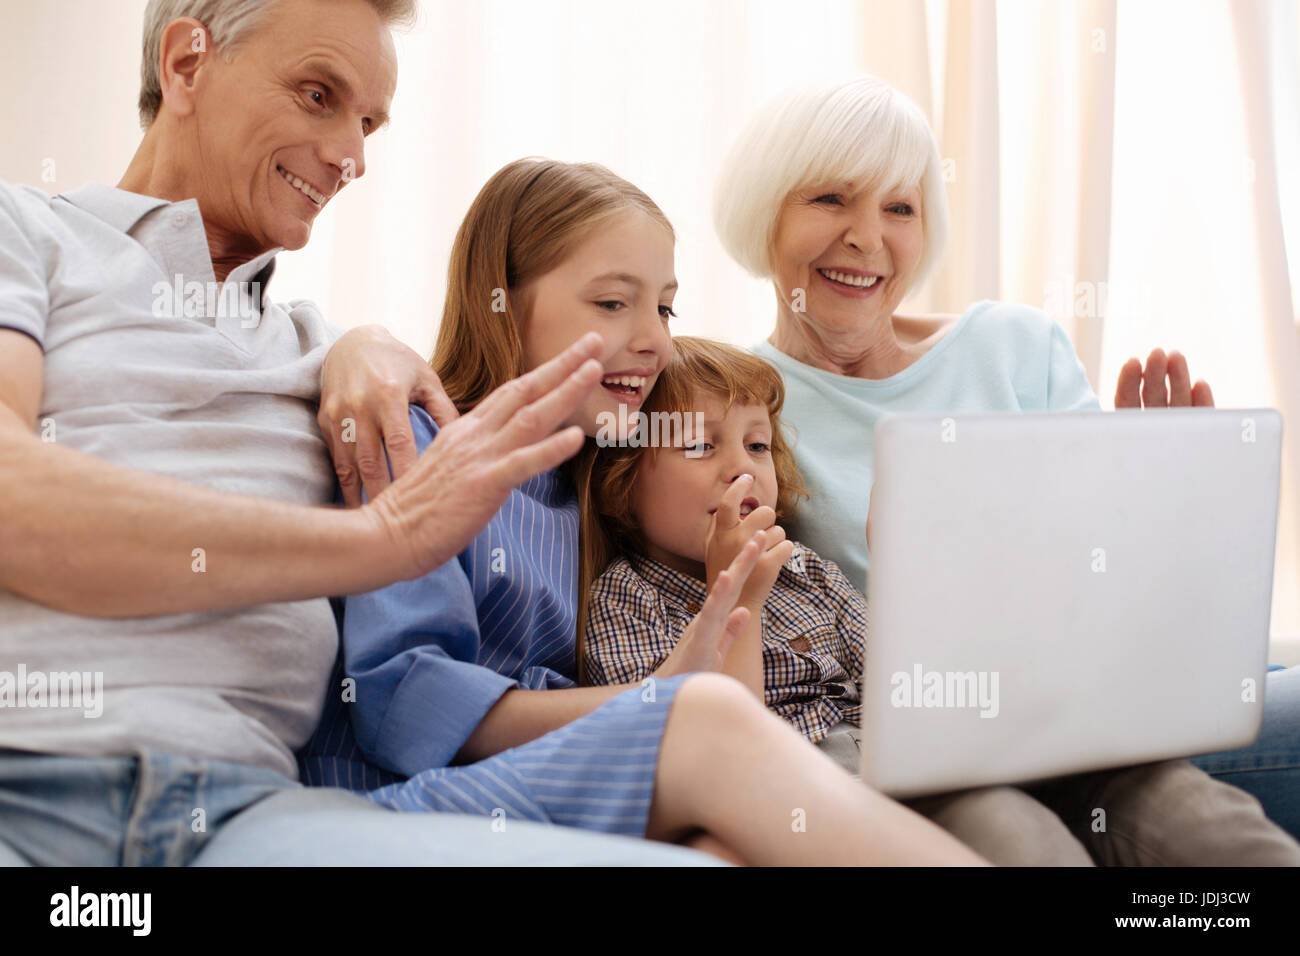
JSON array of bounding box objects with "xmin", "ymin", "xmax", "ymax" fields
[{"xmin": 186, "ymin": 0, "xmax": 398, "ymax": 254}]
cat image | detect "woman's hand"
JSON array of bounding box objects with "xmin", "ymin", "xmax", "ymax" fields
[
  {"xmin": 319, "ymin": 324, "xmax": 462, "ymax": 507},
  {"xmin": 653, "ymin": 532, "xmax": 765, "ymax": 679},
  {"xmin": 704, "ymin": 474, "xmax": 795, "ymax": 610},
  {"xmin": 1114, "ymin": 348, "xmax": 1215, "ymax": 409}
]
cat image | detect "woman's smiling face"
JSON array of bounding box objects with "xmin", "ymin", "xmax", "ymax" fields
[
  {"xmin": 770, "ymin": 181, "xmax": 925, "ymax": 334},
  {"xmin": 514, "ymin": 208, "xmax": 676, "ymax": 439}
]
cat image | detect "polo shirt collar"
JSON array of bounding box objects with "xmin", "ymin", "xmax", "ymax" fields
[
  {"xmin": 58, "ymin": 182, "xmax": 171, "ymax": 234},
  {"xmin": 59, "ymin": 182, "xmax": 283, "ymax": 301}
]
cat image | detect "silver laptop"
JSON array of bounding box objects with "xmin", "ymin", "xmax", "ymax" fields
[{"xmin": 860, "ymin": 409, "xmax": 1282, "ymax": 798}]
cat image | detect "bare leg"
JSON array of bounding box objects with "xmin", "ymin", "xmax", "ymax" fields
[
  {"xmin": 682, "ymin": 831, "xmax": 747, "ymax": 865},
  {"xmin": 645, "ymin": 675, "xmax": 990, "ymax": 865}
]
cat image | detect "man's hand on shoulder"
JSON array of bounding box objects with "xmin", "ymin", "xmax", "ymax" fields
[{"xmin": 319, "ymin": 324, "xmax": 459, "ymax": 507}]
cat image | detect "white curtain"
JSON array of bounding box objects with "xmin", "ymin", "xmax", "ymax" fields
[
  {"xmin": 2, "ymin": 0, "xmax": 1297, "ymax": 642},
  {"xmin": 856, "ymin": 0, "xmax": 1300, "ymax": 644}
]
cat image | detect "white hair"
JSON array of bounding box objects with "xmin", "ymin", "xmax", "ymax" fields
[
  {"xmin": 137, "ymin": 0, "xmax": 417, "ymax": 129},
  {"xmin": 712, "ymin": 75, "xmax": 949, "ymax": 291}
]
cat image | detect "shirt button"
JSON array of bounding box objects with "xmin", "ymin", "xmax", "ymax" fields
[{"xmin": 171, "ymin": 212, "xmax": 187, "ymax": 230}]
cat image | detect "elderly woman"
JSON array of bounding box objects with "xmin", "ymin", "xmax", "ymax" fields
[{"xmin": 710, "ymin": 74, "xmax": 1299, "ymax": 853}]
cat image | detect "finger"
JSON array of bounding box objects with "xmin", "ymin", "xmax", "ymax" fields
[
  {"xmin": 495, "ymin": 425, "xmax": 588, "ymax": 488},
  {"xmin": 322, "ymin": 422, "xmax": 363, "ymax": 509},
  {"xmin": 472, "ymin": 333, "xmax": 604, "ymax": 430},
  {"xmin": 379, "ymin": 409, "xmax": 420, "ymax": 483},
  {"xmin": 1141, "ymin": 348, "xmax": 1168, "ymax": 408},
  {"xmin": 716, "ymin": 474, "xmax": 755, "ymax": 530},
  {"xmin": 715, "ymin": 607, "xmax": 751, "ymax": 662},
  {"xmin": 1192, "ymin": 380, "xmax": 1215, "ymax": 407},
  {"xmin": 413, "ymin": 371, "xmax": 460, "ymax": 426},
  {"xmin": 354, "ymin": 420, "xmax": 392, "ymax": 505},
  {"xmin": 712, "ymin": 531, "xmax": 764, "ymax": 603},
  {"xmin": 1165, "ymin": 350, "xmax": 1192, "ymax": 407},
  {"xmin": 499, "ymin": 359, "xmax": 603, "ymax": 449},
  {"xmin": 756, "ymin": 539, "xmax": 795, "ymax": 578},
  {"xmin": 320, "ymin": 409, "xmax": 367, "ymax": 509},
  {"xmin": 738, "ymin": 503, "xmax": 777, "ymax": 534},
  {"xmin": 1114, "ymin": 358, "xmax": 1143, "ymax": 409},
  {"xmin": 760, "ymin": 524, "xmax": 788, "ymax": 552}
]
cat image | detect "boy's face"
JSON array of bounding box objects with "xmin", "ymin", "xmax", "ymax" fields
[{"xmin": 632, "ymin": 393, "xmax": 780, "ymax": 578}]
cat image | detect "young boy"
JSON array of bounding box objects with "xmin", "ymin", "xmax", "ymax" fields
[{"xmin": 581, "ymin": 336, "xmax": 867, "ymax": 769}]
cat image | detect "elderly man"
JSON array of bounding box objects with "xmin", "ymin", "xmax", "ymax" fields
[{"xmin": 0, "ymin": 0, "xmax": 703, "ymax": 865}]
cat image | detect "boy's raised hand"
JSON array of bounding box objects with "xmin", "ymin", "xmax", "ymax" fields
[
  {"xmin": 705, "ymin": 474, "xmax": 795, "ymax": 610},
  {"xmin": 653, "ymin": 532, "xmax": 765, "ymax": 678}
]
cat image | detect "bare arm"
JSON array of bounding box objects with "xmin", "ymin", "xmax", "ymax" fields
[
  {"xmin": 454, "ymin": 535, "xmax": 767, "ymax": 762},
  {"xmin": 0, "ymin": 329, "xmax": 604, "ymax": 618}
]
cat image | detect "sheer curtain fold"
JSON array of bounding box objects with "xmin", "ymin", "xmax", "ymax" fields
[
  {"xmin": 933, "ymin": 0, "xmax": 1002, "ymax": 312},
  {"xmin": 1067, "ymin": 0, "xmax": 1117, "ymax": 383},
  {"xmin": 1230, "ymin": 0, "xmax": 1300, "ymax": 635}
]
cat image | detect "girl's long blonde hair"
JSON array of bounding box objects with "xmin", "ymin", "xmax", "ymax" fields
[{"xmin": 429, "ymin": 158, "xmax": 674, "ymax": 681}]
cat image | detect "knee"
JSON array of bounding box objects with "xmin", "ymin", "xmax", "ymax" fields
[
  {"xmin": 918, "ymin": 786, "xmax": 1093, "ymax": 866},
  {"xmin": 1112, "ymin": 760, "xmax": 1267, "ymax": 828},
  {"xmin": 670, "ymin": 673, "xmax": 769, "ymax": 733}
]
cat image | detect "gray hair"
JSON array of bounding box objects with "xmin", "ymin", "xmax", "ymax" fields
[
  {"xmin": 713, "ymin": 75, "xmax": 950, "ymax": 290},
  {"xmin": 138, "ymin": 0, "xmax": 417, "ymax": 129}
]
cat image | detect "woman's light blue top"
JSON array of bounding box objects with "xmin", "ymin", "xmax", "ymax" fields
[{"xmin": 753, "ymin": 300, "xmax": 1101, "ymax": 596}]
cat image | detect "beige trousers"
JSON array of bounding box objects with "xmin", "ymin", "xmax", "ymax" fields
[{"xmin": 816, "ymin": 721, "xmax": 1300, "ymax": 866}]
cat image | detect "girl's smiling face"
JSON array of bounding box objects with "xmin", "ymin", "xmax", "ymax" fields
[
  {"xmin": 630, "ymin": 391, "xmax": 780, "ymax": 579},
  {"xmin": 514, "ymin": 209, "xmax": 676, "ymax": 439}
]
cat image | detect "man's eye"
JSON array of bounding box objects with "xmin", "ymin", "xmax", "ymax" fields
[
  {"xmin": 303, "ymin": 88, "xmax": 325, "ymax": 106},
  {"xmin": 596, "ymin": 301, "xmax": 623, "ymax": 312}
]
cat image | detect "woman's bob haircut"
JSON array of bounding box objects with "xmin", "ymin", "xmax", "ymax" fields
[{"xmin": 712, "ymin": 74, "xmax": 949, "ymax": 291}]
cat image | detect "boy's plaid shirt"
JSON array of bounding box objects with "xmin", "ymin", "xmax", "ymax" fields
[{"xmin": 584, "ymin": 542, "xmax": 866, "ymax": 742}]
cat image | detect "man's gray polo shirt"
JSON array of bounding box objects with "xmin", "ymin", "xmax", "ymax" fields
[{"xmin": 0, "ymin": 180, "xmax": 342, "ymax": 780}]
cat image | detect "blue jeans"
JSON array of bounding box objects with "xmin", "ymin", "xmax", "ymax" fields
[
  {"xmin": 0, "ymin": 747, "xmax": 716, "ymax": 866},
  {"xmin": 1191, "ymin": 665, "xmax": 1300, "ymax": 839}
]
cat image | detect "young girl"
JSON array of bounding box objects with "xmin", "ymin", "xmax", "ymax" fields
[
  {"xmin": 582, "ymin": 336, "xmax": 868, "ymax": 772},
  {"xmin": 299, "ymin": 158, "xmax": 987, "ymax": 866}
]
